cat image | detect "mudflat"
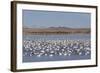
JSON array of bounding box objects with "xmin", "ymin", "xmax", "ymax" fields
[{"xmin": 23, "ymin": 27, "xmax": 90, "ymax": 35}]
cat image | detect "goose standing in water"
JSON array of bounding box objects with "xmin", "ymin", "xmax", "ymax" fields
[{"xmin": 23, "ymin": 40, "xmax": 91, "ymax": 57}]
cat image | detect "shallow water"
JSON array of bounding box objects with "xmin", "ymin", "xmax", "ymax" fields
[
  {"xmin": 23, "ymin": 34, "xmax": 90, "ymax": 41},
  {"xmin": 23, "ymin": 55, "xmax": 90, "ymax": 62}
]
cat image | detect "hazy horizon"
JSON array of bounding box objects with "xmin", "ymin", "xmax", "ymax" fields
[{"xmin": 23, "ymin": 26, "xmax": 91, "ymax": 29}]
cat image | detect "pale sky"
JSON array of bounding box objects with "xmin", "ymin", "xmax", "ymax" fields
[{"xmin": 22, "ymin": 10, "xmax": 91, "ymax": 28}]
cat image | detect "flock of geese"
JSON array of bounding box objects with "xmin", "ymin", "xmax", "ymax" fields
[{"xmin": 23, "ymin": 40, "xmax": 91, "ymax": 57}]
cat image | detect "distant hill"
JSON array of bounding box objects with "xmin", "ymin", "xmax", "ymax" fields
[
  {"xmin": 48, "ymin": 27, "xmax": 72, "ymax": 29},
  {"xmin": 23, "ymin": 27, "xmax": 90, "ymax": 35}
]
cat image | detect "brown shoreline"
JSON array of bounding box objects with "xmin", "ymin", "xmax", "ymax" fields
[{"xmin": 23, "ymin": 28, "xmax": 90, "ymax": 35}]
